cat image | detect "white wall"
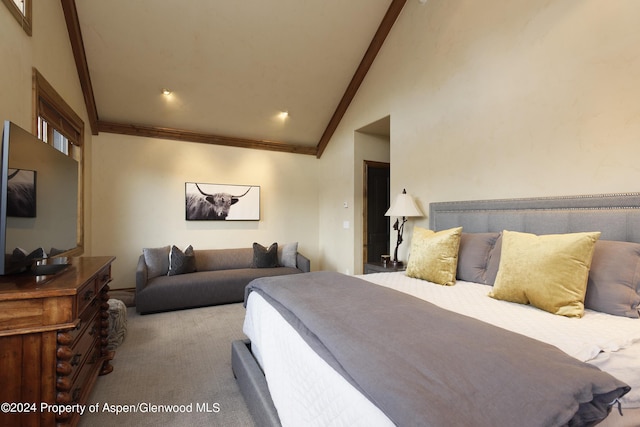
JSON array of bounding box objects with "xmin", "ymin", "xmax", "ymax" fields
[
  {"xmin": 318, "ymin": 0, "xmax": 640, "ymax": 266},
  {"xmin": 90, "ymin": 133, "xmax": 320, "ymax": 289}
]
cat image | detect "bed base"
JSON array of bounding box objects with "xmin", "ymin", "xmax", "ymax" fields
[{"xmin": 231, "ymin": 339, "xmax": 282, "ymax": 427}]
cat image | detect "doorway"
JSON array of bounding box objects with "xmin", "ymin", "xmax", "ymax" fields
[{"xmin": 363, "ymin": 161, "xmax": 390, "ymax": 265}]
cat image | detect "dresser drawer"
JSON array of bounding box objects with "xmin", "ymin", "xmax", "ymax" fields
[
  {"xmin": 0, "ymin": 296, "xmax": 74, "ymax": 332},
  {"xmin": 96, "ymin": 266, "xmax": 112, "ymax": 291},
  {"xmin": 56, "ymin": 338, "xmax": 100, "ymax": 406},
  {"xmin": 0, "ymin": 299, "xmax": 45, "ymax": 331},
  {"xmin": 66, "ymin": 299, "xmax": 99, "ymax": 344},
  {"xmin": 76, "ymin": 277, "xmax": 97, "ymax": 315},
  {"xmin": 56, "ymin": 310, "xmax": 99, "ymax": 383},
  {"xmin": 69, "ymin": 343, "xmax": 101, "ymax": 404}
]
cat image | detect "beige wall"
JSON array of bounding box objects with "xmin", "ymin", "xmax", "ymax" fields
[
  {"xmin": 0, "ymin": 1, "xmax": 88, "ymax": 139},
  {"xmin": 90, "ymin": 133, "xmax": 320, "ymax": 288},
  {"xmin": 319, "ymin": 0, "xmax": 640, "ymax": 266},
  {"xmin": 1, "ymin": 2, "xmax": 320, "ymax": 289},
  {"xmin": 0, "ymin": 1, "xmax": 94, "ymax": 256},
  {"xmin": 4, "ymin": 1, "xmax": 640, "ymax": 281}
]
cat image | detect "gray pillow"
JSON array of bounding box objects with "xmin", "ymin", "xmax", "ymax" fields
[
  {"xmin": 585, "ymin": 240, "xmax": 640, "ymax": 318},
  {"xmin": 168, "ymin": 245, "xmax": 196, "ymax": 276},
  {"xmin": 484, "ymin": 233, "xmax": 503, "ymax": 286},
  {"xmin": 252, "ymin": 242, "xmax": 278, "ymax": 268},
  {"xmin": 278, "ymin": 242, "xmax": 298, "ymax": 268},
  {"xmin": 143, "ymin": 246, "xmax": 170, "ymax": 279},
  {"xmin": 456, "ymin": 233, "xmax": 501, "ymax": 284}
]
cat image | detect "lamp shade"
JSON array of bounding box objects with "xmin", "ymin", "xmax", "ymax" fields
[{"xmin": 385, "ymin": 190, "xmax": 423, "ymax": 218}]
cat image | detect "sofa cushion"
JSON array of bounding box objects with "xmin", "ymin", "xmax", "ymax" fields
[
  {"xmin": 252, "ymin": 242, "xmax": 278, "ymax": 268},
  {"xmin": 194, "ymin": 248, "xmax": 254, "ymax": 271},
  {"xmin": 139, "ymin": 267, "xmax": 302, "ymax": 313},
  {"xmin": 143, "ymin": 246, "xmax": 170, "ymax": 279},
  {"xmin": 168, "ymin": 245, "xmax": 196, "ymax": 276}
]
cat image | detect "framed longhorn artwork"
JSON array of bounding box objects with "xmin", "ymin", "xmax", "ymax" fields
[{"xmin": 185, "ymin": 182, "xmax": 260, "ymax": 221}]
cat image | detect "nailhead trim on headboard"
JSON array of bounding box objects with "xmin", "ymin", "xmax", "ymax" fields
[{"xmin": 430, "ymin": 193, "xmax": 640, "ymax": 243}]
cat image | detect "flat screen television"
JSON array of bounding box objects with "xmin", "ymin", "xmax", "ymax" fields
[{"xmin": 0, "ymin": 120, "xmax": 79, "ymax": 275}]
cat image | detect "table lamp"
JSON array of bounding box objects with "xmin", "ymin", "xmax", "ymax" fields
[{"xmin": 385, "ymin": 189, "xmax": 424, "ymax": 266}]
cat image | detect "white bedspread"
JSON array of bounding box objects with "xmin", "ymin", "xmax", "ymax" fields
[
  {"xmin": 364, "ymin": 272, "xmax": 640, "ymax": 362},
  {"xmin": 243, "ymin": 272, "xmax": 640, "ymax": 426}
]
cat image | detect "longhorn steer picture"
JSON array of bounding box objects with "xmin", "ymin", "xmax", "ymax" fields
[{"xmin": 185, "ymin": 182, "xmax": 260, "ymax": 220}]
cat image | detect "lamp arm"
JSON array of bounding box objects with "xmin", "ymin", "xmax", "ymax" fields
[
  {"xmin": 398, "ymin": 216, "xmax": 407, "ymax": 244},
  {"xmin": 392, "ymin": 216, "xmax": 408, "ymax": 265}
]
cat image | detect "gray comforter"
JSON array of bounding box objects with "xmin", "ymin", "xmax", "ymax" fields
[{"xmin": 246, "ymin": 271, "xmax": 630, "ymax": 427}]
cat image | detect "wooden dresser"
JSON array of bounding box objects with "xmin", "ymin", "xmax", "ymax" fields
[{"xmin": 0, "ymin": 256, "xmax": 116, "ymax": 427}]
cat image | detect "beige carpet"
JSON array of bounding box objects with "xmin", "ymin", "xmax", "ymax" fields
[{"xmin": 79, "ymin": 303, "xmax": 256, "ymax": 427}]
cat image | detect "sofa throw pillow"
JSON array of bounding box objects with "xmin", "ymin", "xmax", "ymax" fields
[
  {"xmin": 12, "ymin": 247, "xmax": 47, "ymax": 262},
  {"xmin": 168, "ymin": 245, "xmax": 196, "ymax": 276},
  {"xmin": 278, "ymin": 242, "xmax": 298, "ymax": 268},
  {"xmin": 253, "ymin": 242, "xmax": 278, "ymax": 268},
  {"xmin": 489, "ymin": 230, "xmax": 601, "ymax": 318},
  {"xmin": 405, "ymin": 226, "xmax": 463, "ymax": 286},
  {"xmin": 143, "ymin": 246, "xmax": 171, "ymax": 279},
  {"xmin": 49, "ymin": 247, "xmax": 66, "ymax": 256}
]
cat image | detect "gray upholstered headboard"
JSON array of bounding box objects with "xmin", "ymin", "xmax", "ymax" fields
[{"xmin": 429, "ymin": 193, "xmax": 640, "ymax": 243}]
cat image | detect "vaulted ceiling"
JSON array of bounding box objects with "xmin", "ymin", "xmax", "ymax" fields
[{"xmin": 62, "ymin": 0, "xmax": 407, "ymax": 157}]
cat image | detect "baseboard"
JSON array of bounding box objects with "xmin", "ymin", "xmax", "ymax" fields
[{"xmin": 231, "ymin": 339, "xmax": 281, "ymax": 427}]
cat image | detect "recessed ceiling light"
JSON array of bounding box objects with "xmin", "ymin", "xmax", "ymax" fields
[
  {"xmin": 279, "ymin": 111, "xmax": 289, "ymax": 119},
  {"xmin": 162, "ymin": 88, "xmax": 172, "ymax": 96}
]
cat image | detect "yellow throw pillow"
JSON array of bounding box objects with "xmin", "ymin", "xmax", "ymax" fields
[
  {"xmin": 489, "ymin": 230, "xmax": 601, "ymax": 318},
  {"xmin": 405, "ymin": 226, "xmax": 463, "ymax": 286}
]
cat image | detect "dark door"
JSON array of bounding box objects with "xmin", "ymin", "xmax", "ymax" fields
[{"xmin": 364, "ymin": 161, "xmax": 390, "ymax": 264}]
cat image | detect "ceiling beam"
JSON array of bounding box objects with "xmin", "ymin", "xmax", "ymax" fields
[
  {"xmin": 97, "ymin": 121, "xmax": 318, "ymax": 156},
  {"xmin": 61, "ymin": 0, "xmax": 99, "ymax": 135},
  {"xmin": 315, "ymin": 0, "xmax": 406, "ymax": 158}
]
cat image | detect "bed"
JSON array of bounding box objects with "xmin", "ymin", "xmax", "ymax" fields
[{"xmin": 232, "ymin": 193, "xmax": 640, "ymax": 427}]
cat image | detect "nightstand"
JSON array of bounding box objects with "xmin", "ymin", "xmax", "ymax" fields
[{"xmin": 364, "ymin": 262, "xmax": 406, "ymax": 274}]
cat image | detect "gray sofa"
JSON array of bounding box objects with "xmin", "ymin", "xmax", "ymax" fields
[{"xmin": 136, "ymin": 245, "xmax": 310, "ymax": 314}]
